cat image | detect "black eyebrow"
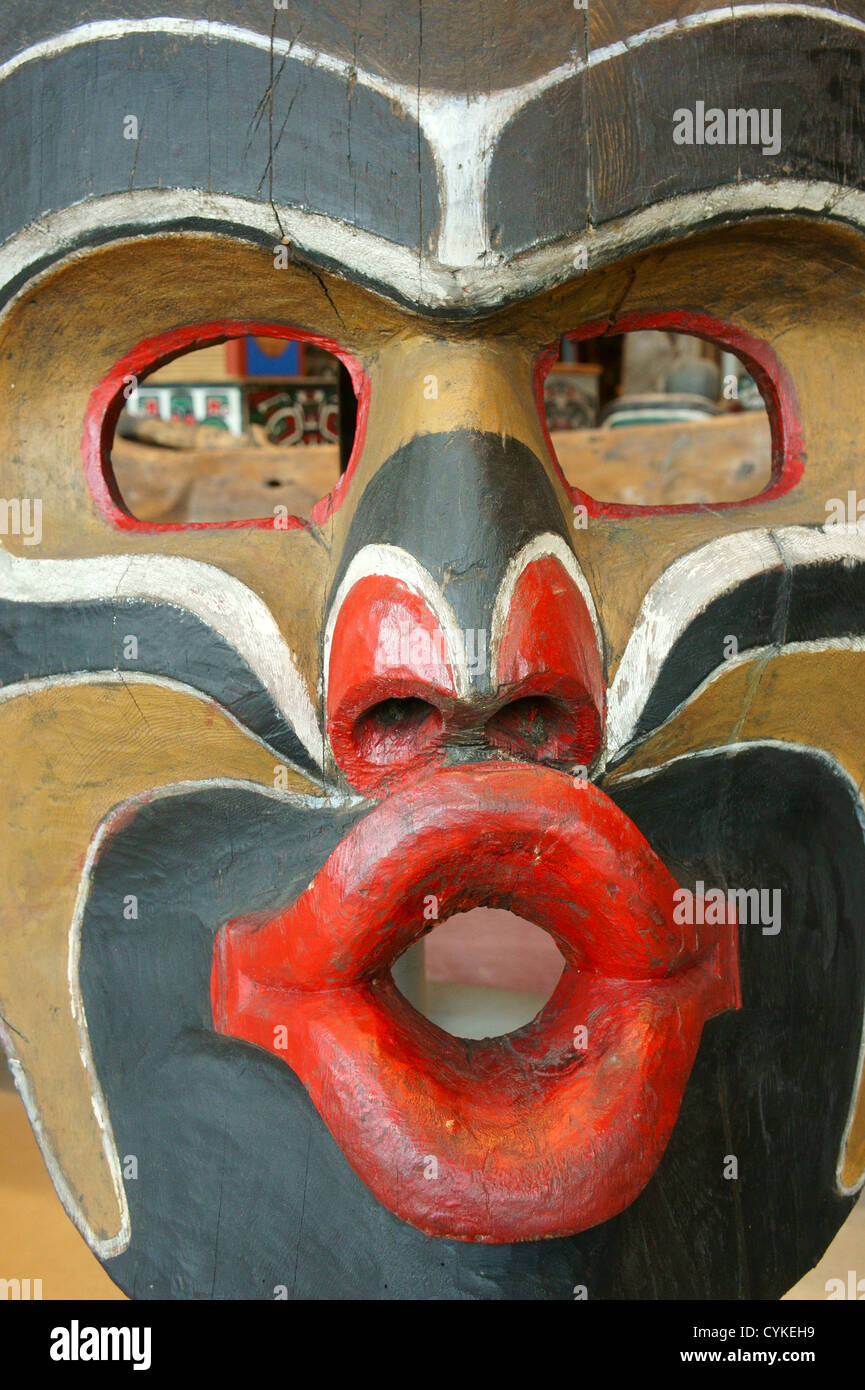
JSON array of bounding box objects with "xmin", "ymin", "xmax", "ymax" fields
[{"xmin": 0, "ymin": 27, "xmax": 439, "ymax": 254}]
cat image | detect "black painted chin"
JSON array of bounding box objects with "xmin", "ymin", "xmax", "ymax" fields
[{"xmin": 77, "ymin": 747, "xmax": 862, "ymax": 1299}]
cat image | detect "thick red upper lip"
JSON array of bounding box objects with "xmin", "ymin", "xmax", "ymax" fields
[{"xmin": 212, "ymin": 763, "xmax": 739, "ymax": 1242}]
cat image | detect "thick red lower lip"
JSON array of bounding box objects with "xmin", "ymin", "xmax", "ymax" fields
[{"xmin": 212, "ymin": 763, "xmax": 740, "ymax": 1242}]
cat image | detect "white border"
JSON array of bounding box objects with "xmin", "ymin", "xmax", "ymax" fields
[
  {"xmin": 489, "ymin": 532, "xmax": 603, "ymax": 682},
  {"xmin": 323, "ymin": 543, "xmax": 471, "ymax": 703},
  {"xmin": 0, "ymin": 684, "xmax": 356, "ymax": 1259},
  {"xmin": 606, "ymin": 527, "xmax": 865, "ymax": 762}
]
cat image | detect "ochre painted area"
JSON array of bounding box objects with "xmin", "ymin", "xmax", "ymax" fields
[
  {"xmin": 0, "ymin": 680, "xmax": 316, "ymax": 1247},
  {"xmin": 0, "ymin": 1082, "xmax": 127, "ymax": 1301}
]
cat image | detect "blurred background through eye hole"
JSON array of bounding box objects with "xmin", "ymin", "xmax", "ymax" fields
[
  {"xmin": 110, "ymin": 334, "xmax": 357, "ymax": 524},
  {"xmin": 110, "ymin": 327, "xmax": 772, "ymax": 524},
  {"xmin": 543, "ymin": 328, "xmax": 773, "ymax": 506}
]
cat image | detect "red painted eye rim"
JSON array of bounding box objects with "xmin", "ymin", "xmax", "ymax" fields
[
  {"xmin": 81, "ymin": 320, "xmax": 370, "ymax": 533},
  {"xmin": 533, "ymin": 310, "xmax": 804, "ymax": 517}
]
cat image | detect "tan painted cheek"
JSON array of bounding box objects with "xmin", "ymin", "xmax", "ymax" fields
[{"xmin": 0, "ymin": 681, "xmax": 318, "ymax": 1248}]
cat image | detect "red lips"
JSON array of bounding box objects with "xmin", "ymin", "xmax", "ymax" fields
[{"xmin": 212, "ymin": 763, "xmax": 739, "ymax": 1242}]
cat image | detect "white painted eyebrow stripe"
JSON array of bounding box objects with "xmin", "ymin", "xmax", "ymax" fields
[
  {"xmin": 605, "ymin": 526, "xmax": 865, "ymax": 763},
  {"xmin": 0, "ymin": 548, "xmax": 322, "ymax": 766},
  {"xmin": 589, "ymin": 4, "xmax": 865, "ymax": 65},
  {"xmin": 489, "ymin": 533, "xmax": 603, "ymax": 687},
  {"xmin": 0, "ymin": 18, "xmax": 415, "ymax": 105},
  {"xmin": 323, "ymin": 543, "xmax": 470, "ymax": 705},
  {"xmin": 1, "ymin": 179, "xmax": 863, "ymax": 314},
  {"xmin": 2, "ymin": 7, "xmax": 861, "ymax": 101},
  {"xmin": 1, "ymin": 7, "xmax": 862, "ymax": 268}
]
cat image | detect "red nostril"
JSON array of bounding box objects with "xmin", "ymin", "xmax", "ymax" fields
[
  {"xmin": 492, "ymin": 550, "xmax": 605, "ymax": 767},
  {"xmin": 327, "ymin": 573, "xmax": 458, "ymax": 794},
  {"xmin": 485, "ymin": 692, "xmax": 601, "ymax": 764},
  {"xmin": 491, "ymin": 695, "xmax": 560, "ymax": 748},
  {"xmin": 327, "ymin": 547, "xmax": 605, "ymax": 793},
  {"xmin": 353, "ymin": 697, "xmax": 443, "ymax": 768}
]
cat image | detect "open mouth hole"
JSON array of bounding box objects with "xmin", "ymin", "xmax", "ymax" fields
[{"xmin": 391, "ymin": 907, "xmax": 565, "ymax": 1040}]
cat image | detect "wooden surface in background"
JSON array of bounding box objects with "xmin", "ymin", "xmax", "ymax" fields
[
  {"xmin": 556, "ymin": 412, "xmax": 772, "ymax": 505},
  {"xmin": 112, "ymin": 439, "xmax": 341, "ymax": 523},
  {"xmin": 0, "ymin": 1078, "xmax": 126, "ymax": 1300},
  {"xmin": 111, "ymin": 413, "xmax": 772, "ymax": 524}
]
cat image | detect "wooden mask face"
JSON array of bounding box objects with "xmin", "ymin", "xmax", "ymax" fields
[{"xmin": 1, "ymin": 0, "xmax": 865, "ymax": 1299}]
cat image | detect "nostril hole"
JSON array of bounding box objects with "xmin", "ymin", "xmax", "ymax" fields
[
  {"xmin": 485, "ymin": 693, "xmax": 600, "ymax": 764},
  {"xmin": 363, "ymin": 697, "xmax": 436, "ymax": 733},
  {"xmin": 352, "ymin": 697, "xmax": 443, "ymax": 768},
  {"xmin": 488, "ymin": 696, "xmax": 562, "ymax": 749}
]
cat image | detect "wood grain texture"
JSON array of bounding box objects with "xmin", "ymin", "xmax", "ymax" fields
[
  {"xmin": 112, "ymin": 440, "xmax": 340, "ymax": 524},
  {"xmin": 110, "ymin": 413, "xmax": 772, "ymax": 525},
  {"xmin": 609, "ymin": 647, "xmax": 865, "ymax": 1189},
  {"xmin": 0, "ymin": 680, "xmax": 315, "ymax": 1249},
  {"xmin": 0, "ymin": 0, "xmax": 584, "ymax": 94},
  {"xmin": 588, "ymin": 0, "xmax": 865, "ymax": 49},
  {"xmin": 554, "ymin": 413, "xmax": 772, "ymax": 505},
  {"xmin": 0, "ymin": 1088, "xmax": 127, "ymax": 1300},
  {"xmin": 2, "ymin": 0, "xmax": 865, "ymax": 1295},
  {"xmin": 0, "ymin": 28, "xmax": 438, "ymax": 253}
]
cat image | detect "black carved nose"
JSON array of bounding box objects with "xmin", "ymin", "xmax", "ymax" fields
[{"xmin": 324, "ymin": 431, "xmax": 605, "ymax": 793}]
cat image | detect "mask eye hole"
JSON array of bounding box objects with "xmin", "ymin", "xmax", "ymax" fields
[
  {"xmin": 84, "ymin": 322, "xmax": 368, "ymax": 532},
  {"xmin": 535, "ymin": 313, "xmax": 802, "ymax": 516}
]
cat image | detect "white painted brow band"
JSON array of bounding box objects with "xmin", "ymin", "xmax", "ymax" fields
[
  {"xmin": 2, "ymin": 179, "xmax": 863, "ymax": 319},
  {"xmin": 609, "ymin": 636, "xmax": 865, "ymax": 766},
  {"xmin": 489, "ymin": 533, "xmax": 603, "ymax": 684},
  {"xmin": 605, "ymin": 527, "xmax": 865, "ymax": 761},
  {"xmin": 0, "ymin": 9, "xmax": 863, "ymax": 270},
  {"xmin": 323, "ymin": 544, "xmax": 471, "ymax": 705},
  {"xmin": 2, "ymin": 8, "xmax": 860, "ymax": 118},
  {"xmin": 612, "ymin": 734, "xmax": 865, "ymax": 1199},
  {"xmin": 0, "ymin": 548, "xmax": 322, "ymax": 766}
]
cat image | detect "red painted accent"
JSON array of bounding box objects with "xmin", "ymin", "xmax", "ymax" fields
[
  {"xmin": 223, "ymin": 339, "xmax": 246, "ymax": 377},
  {"xmin": 534, "ymin": 311, "xmax": 804, "ymax": 517},
  {"xmin": 488, "ymin": 555, "xmax": 604, "ymax": 763},
  {"xmin": 327, "ymin": 557, "xmax": 606, "ymax": 793},
  {"xmin": 212, "ymin": 762, "xmax": 740, "ymax": 1243},
  {"xmin": 81, "ymin": 320, "xmax": 369, "ymax": 533},
  {"xmin": 327, "ymin": 576, "xmax": 456, "ymax": 792}
]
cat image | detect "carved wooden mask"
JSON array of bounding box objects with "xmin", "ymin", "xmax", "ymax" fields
[{"xmin": 1, "ymin": 0, "xmax": 864, "ymax": 1298}]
